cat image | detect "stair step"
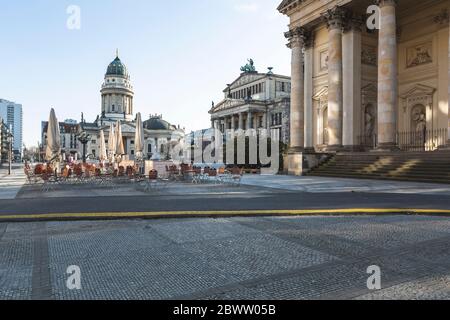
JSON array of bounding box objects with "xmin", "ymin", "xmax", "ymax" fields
[
  {"xmin": 308, "ymin": 151, "xmax": 450, "ymax": 184},
  {"xmin": 310, "ymin": 173, "xmax": 450, "ymax": 184}
]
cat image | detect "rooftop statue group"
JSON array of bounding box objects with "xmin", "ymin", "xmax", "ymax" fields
[{"xmin": 240, "ymin": 59, "xmax": 256, "ymax": 73}]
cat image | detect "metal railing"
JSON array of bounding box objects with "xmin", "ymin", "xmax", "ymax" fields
[
  {"xmin": 357, "ymin": 134, "xmax": 378, "ymax": 150},
  {"xmin": 397, "ymin": 128, "xmax": 447, "ymax": 152}
]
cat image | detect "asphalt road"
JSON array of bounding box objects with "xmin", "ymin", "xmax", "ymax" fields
[
  {"xmin": 1, "ymin": 191, "xmax": 450, "ymax": 217},
  {"xmin": 1, "ymin": 215, "xmax": 449, "ymax": 300}
]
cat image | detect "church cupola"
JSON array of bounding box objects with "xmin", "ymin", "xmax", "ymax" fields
[{"xmin": 100, "ymin": 50, "xmax": 134, "ymax": 122}]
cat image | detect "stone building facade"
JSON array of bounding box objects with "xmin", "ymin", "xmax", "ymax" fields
[
  {"xmin": 0, "ymin": 99, "xmax": 23, "ymax": 158},
  {"xmin": 278, "ymin": 0, "xmax": 450, "ymax": 175},
  {"xmin": 41, "ymin": 53, "xmax": 185, "ymax": 161},
  {"xmin": 209, "ymin": 61, "xmax": 291, "ymax": 146},
  {"xmin": 41, "ymin": 120, "xmax": 79, "ymax": 158},
  {"xmin": 0, "ymin": 118, "xmax": 12, "ymax": 163}
]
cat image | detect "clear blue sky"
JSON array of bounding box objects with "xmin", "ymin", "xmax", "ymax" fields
[{"xmin": 0, "ymin": 0, "xmax": 290, "ymax": 147}]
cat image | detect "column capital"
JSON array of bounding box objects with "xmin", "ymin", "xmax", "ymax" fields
[
  {"xmin": 285, "ymin": 27, "xmax": 307, "ymax": 49},
  {"xmin": 343, "ymin": 16, "xmax": 364, "ymax": 33},
  {"xmin": 323, "ymin": 6, "xmax": 347, "ymax": 30},
  {"xmin": 376, "ymin": 0, "xmax": 397, "ymax": 8}
]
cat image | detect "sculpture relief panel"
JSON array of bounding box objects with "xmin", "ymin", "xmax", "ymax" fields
[{"xmin": 406, "ymin": 42, "xmax": 433, "ymax": 68}]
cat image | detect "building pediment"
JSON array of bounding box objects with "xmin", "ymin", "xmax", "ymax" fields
[
  {"xmin": 277, "ymin": 0, "xmax": 300, "ymax": 13},
  {"xmin": 400, "ymin": 84, "xmax": 436, "ymax": 99},
  {"xmin": 226, "ymin": 73, "xmax": 267, "ymax": 92},
  {"xmin": 120, "ymin": 122, "xmax": 137, "ymax": 133},
  {"xmin": 210, "ymin": 99, "xmax": 246, "ymax": 114}
]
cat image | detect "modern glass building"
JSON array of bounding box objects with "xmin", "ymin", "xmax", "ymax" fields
[{"xmin": 0, "ymin": 99, "xmax": 23, "ymax": 159}]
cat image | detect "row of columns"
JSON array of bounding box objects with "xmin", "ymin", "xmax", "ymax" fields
[
  {"xmin": 286, "ymin": 0, "xmax": 399, "ymax": 152},
  {"xmin": 102, "ymin": 94, "xmax": 134, "ymax": 115},
  {"xmin": 212, "ymin": 112, "xmax": 267, "ymax": 132}
]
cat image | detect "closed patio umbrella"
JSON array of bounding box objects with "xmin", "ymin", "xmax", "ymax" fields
[
  {"xmin": 45, "ymin": 108, "xmax": 61, "ymax": 165},
  {"xmin": 115, "ymin": 120, "xmax": 125, "ymax": 156},
  {"xmin": 108, "ymin": 123, "xmax": 116, "ymax": 162},
  {"xmin": 99, "ymin": 129, "xmax": 108, "ymax": 162},
  {"xmin": 135, "ymin": 113, "xmax": 144, "ymax": 160}
]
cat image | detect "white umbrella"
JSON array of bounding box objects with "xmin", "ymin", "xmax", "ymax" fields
[
  {"xmin": 108, "ymin": 123, "xmax": 116, "ymax": 162},
  {"xmin": 99, "ymin": 130, "xmax": 108, "ymax": 162},
  {"xmin": 135, "ymin": 113, "xmax": 144, "ymax": 160},
  {"xmin": 45, "ymin": 108, "xmax": 61, "ymax": 164},
  {"xmin": 115, "ymin": 121, "xmax": 125, "ymax": 156}
]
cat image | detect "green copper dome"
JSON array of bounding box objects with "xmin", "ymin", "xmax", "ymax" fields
[
  {"xmin": 106, "ymin": 56, "xmax": 129, "ymax": 77},
  {"xmin": 144, "ymin": 116, "xmax": 173, "ymax": 131}
]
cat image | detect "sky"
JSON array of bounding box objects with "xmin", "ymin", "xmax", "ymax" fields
[{"xmin": 0, "ymin": 0, "xmax": 290, "ymax": 147}]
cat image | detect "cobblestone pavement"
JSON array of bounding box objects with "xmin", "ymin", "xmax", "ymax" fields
[
  {"xmin": 241, "ymin": 175, "xmax": 450, "ymax": 195},
  {"xmin": 0, "ymin": 165, "xmax": 26, "ymax": 200},
  {"xmin": 0, "ymin": 215, "xmax": 449, "ymax": 300}
]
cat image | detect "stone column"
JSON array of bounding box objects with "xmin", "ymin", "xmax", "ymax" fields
[
  {"xmin": 238, "ymin": 113, "xmax": 244, "ymax": 131},
  {"xmin": 247, "ymin": 112, "xmax": 253, "ymax": 130},
  {"xmin": 285, "ymin": 27, "xmax": 305, "ymax": 152},
  {"xmin": 213, "ymin": 119, "xmax": 219, "ymax": 131},
  {"xmin": 342, "ymin": 18, "xmax": 362, "ymax": 150},
  {"xmin": 324, "ymin": 7, "xmax": 345, "ymax": 150},
  {"xmin": 231, "ymin": 115, "xmax": 235, "ymax": 131},
  {"xmin": 377, "ymin": 0, "xmax": 398, "ymax": 150},
  {"xmin": 304, "ymin": 33, "xmax": 315, "ymax": 152}
]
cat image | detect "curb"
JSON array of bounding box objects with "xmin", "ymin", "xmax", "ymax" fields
[{"xmin": 0, "ymin": 208, "xmax": 449, "ymax": 222}]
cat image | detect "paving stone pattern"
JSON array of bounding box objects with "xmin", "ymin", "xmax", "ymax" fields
[{"xmin": 0, "ymin": 215, "xmax": 449, "ymax": 300}]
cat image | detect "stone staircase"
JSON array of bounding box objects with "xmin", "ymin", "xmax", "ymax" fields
[{"xmin": 307, "ymin": 151, "xmax": 450, "ymax": 184}]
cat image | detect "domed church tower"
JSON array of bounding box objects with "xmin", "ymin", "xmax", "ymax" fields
[{"xmin": 100, "ymin": 50, "xmax": 134, "ymax": 122}]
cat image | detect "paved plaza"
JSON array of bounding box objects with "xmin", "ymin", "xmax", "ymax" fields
[
  {"xmin": 0, "ymin": 165, "xmax": 25, "ymax": 200},
  {"xmin": 0, "ymin": 165, "xmax": 449, "ymax": 300},
  {"xmin": 0, "ymin": 215, "xmax": 449, "ymax": 300},
  {"xmin": 4, "ymin": 165, "xmax": 450, "ymax": 203},
  {"xmin": 241, "ymin": 175, "xmax": 450, "ymax": 195}
]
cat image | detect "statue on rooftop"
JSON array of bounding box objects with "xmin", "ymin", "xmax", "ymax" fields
[{"xmin": 240, "ymin": 59, "xmax": 256, "ymax": 73}]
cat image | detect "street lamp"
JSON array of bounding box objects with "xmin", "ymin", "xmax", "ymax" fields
[
  {"xmin": 76, "ymin": 129, "xmax": 91, "ymax": 164},
  {"xmin": 7, "ymin": 132, "xmax": 13, "ymax": 175}
]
